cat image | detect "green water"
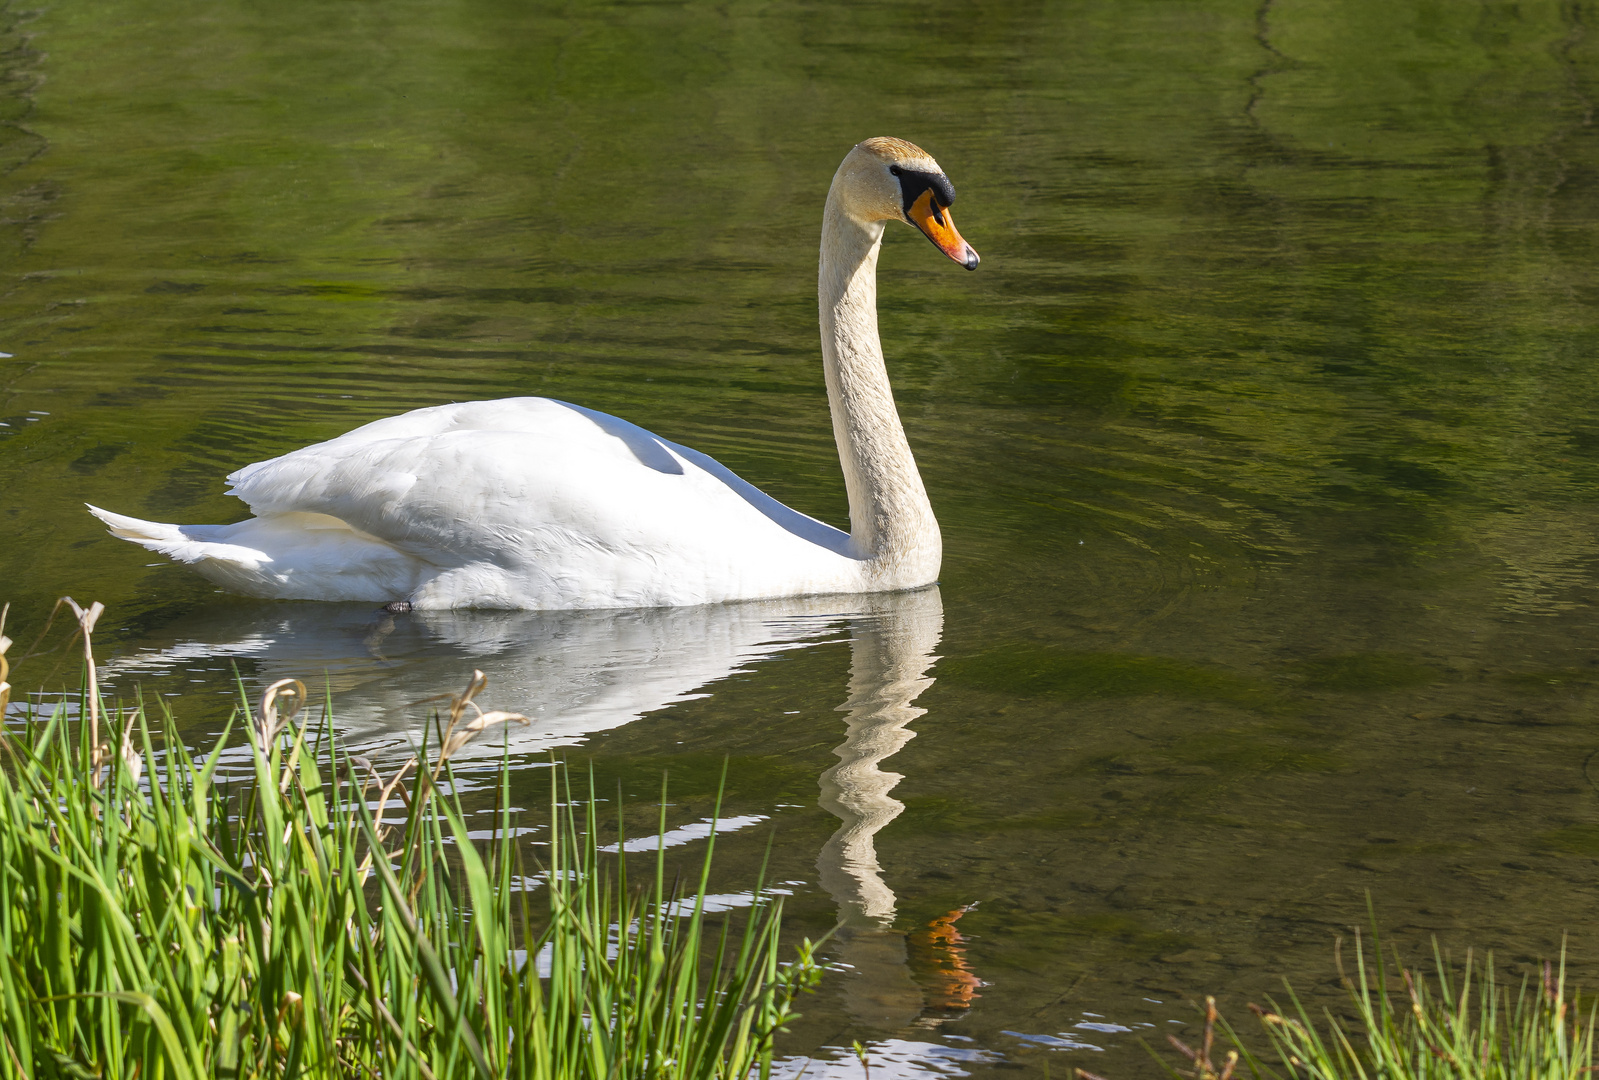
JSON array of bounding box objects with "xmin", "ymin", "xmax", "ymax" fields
[{"xmin": 8, "ymin": 0, "xmax": 1599, "ymax": 1073}]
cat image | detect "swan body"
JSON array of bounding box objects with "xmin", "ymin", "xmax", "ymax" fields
[
  {"xmin": 89, "ymin": 138, "xmax": 979, "ymax": 610},
  {"xmin": 93, "ymin": 398, "xmax": 863, "ymax": 608}
]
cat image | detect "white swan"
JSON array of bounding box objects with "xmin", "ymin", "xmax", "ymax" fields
[{"xmin": 87, "ymin": 137, "xmax": 979, "ymax": 610}]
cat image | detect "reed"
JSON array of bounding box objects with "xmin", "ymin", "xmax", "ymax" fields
[
  {"xmin": 0, "ymin": 600, "xmax": 819, "ymax": 1078},
  {"xmin": 1150, "ymin": 929, "xmax": 1594, "ymax": 1080}
]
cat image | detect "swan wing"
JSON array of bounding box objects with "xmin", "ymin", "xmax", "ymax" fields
[{"xmin": 225, "ymin": 398, "xmax": 854, "ymax": 606}]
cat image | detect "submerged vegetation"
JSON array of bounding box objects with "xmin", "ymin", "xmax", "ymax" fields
[
  {"xmin": 0, "ymin": 600, "xmax": 818, "ymax": 1078},
  {"xmin": 1153, "ymin": 933, "xmax": 1594, "ymax": 1080}
]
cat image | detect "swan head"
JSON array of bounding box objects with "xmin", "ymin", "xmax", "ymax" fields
[{"xmin": 833, "ymin": 137, "xmax": 980, "ymax": 271}]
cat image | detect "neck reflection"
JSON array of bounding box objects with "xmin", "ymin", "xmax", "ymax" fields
[
  {"xmin": 816, "ymin": 586, "xmax": 943, "ymax": 929},
  {"xmin": 814, "ymin": 586, "xmax": 947, "ymax": 1031}
]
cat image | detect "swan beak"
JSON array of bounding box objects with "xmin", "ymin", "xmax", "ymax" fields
[{"xmin": 907, "ymin": 189, "xmax": 979, "ymax": 270}]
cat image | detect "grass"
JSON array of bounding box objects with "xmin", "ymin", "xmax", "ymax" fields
[
  {"xmin": 1149, "ymin": 926, "xmax": 1595, "ymax": 1080},
  {"xmin": 0, "ymin": 599, "xmax": 820, "ymax": 1078}
]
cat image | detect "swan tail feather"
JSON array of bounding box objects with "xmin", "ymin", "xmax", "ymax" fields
[
  {"xmin": 87, "ymin": 503, "xmax": 291, "ymax": 601},
  {"xmin": 86, "ymin": 503, "xmax": 276, "ymax": 573},
  {"xmin": 85, "ymin": 504, "xmax": 421, "ymax": 602},
  {"xmin": 87, "ymin": 504, "xmax": 192, "ymax": 549}
]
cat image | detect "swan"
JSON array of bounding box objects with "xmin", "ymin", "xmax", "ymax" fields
[{"xmin": 86, "ymin": 137, "xmax": 979, "ymax": 610}]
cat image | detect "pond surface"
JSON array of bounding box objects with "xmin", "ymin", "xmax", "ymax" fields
[{"xmin": 7, "ymin": 0, "xmax": 1599, "ymax": 1074}]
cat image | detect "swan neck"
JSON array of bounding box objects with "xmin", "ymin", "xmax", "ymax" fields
[{"xmin": 818, "ymin": 190, "xmax": 940, "ymax": 584}]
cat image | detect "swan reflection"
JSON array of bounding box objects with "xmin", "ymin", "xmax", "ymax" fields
[
  {"xmin": 103, "ymin": 595, "xmax": 852, "ymax": 760},
  {"xmin": 814, "ymin": 588, "xmax": 961, "ymax": 1031},
  {"xmin": 103, "ymin": 586, "xmax": 966, "ymax": 1031}
]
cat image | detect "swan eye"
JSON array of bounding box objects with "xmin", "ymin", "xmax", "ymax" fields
[{"xmin": 893, "ymin": 168, "xmax": 957, "ymax": 217}]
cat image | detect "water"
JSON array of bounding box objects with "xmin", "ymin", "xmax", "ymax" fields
[{"xmin": 6, "ymin": 0, "xmax": 1599, "ymax": 1073}]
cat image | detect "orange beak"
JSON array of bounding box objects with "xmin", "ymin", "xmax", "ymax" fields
[{"xmin": 907, "ymin": 189, "xmax": 979, "ymax": 270}]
